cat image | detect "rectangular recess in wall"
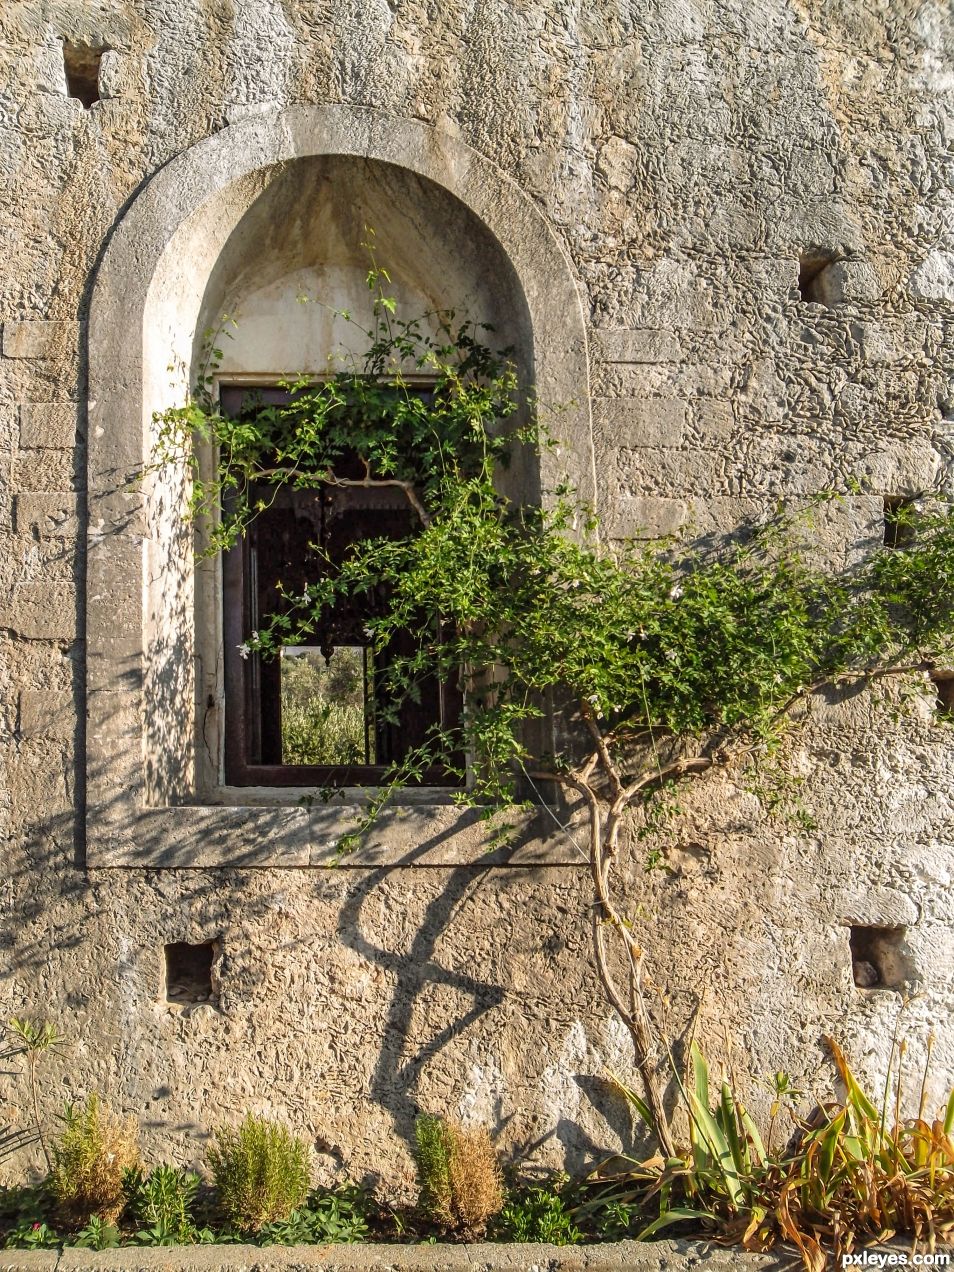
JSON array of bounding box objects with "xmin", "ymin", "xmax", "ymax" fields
[
  {"xmin": 883, "ymin": 497, "xmax": 915, "ymax": 549},
  {"xmin": 849, "ymin": 926, "xmax": 911, "ymax": 990},
  {"xmin": 931, "ymin": 672, "xmax": 954, "ymax": 718},
  {"xmin": 163, "ymin": 941, "xmax": 218, "ymax": 1006}
]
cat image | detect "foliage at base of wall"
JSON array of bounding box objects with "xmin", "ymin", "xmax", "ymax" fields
[{"xmin": 2, "ymin": 1029, "xmax": 953, "ymax": 1270}]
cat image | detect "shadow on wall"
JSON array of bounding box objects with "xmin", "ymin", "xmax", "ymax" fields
[{"xmin": 10, "ymin": 704, "xmax": 638, "ymax": 1179}]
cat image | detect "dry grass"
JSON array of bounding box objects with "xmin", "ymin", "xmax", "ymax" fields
[
  {"xmin": 448, "ymin": 1122, "xmax": 504, "ymax": 1234},
  {"xmin": 415, "ymin": 1114, "xmax": 503, "ymax": 1236},
  {"xmin": 48, "ymin": 1094, "xmax": 140, "ymax": 1227}
]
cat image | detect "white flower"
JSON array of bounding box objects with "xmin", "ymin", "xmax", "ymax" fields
[
  {"xmin": 669, "ymin": 584, "xmax": 684, "ymax": 600},
  {"xmin": 237, "ymin": 643, "xmax": 250, "ymax": 660}
]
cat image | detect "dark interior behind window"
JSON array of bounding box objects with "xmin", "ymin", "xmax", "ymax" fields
[{"xmin": 220, "ymin": 385, "xmax": 462, "ymax": 787}]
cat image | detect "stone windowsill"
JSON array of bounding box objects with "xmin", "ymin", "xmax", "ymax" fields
[{"xmin": 85, "ymin": 795, "xmax": 585, "ymax": 869}]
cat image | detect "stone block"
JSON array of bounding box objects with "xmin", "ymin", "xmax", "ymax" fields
[
  {"xmin": 19, "ymin": 688, "xmax": 74, "ymax": 739},
  {"xmin": 19, "ymin": 402, "xmax": 78, "ymax": 448},
  {"xmin": 910, "ymin": 250, "xmax": 954, "ymax": 302},
  {"xmin": 0, "ymin": 1243, "xmax": 58, "ymax": 1269},
  {"xmin": 813, "ymin": 259, "xmax": 882, "ymax": 304},
  {"xmin": 32, "ymin": 44, "xmax": 68, "ymax": 94},
  {"xmin": 97, "ymin": 49, "xmax": 127, "ymax": 99},
  {"xmin": 837, "ymin": 886, "xmax": 920, "ymax": 928},
  {"xmin": 857, "ymin": 439, "xmax": 942, "ymax": 493},
  {"xmin": 2, "ymin": 320, "xmax": 77, "ymax": 360},
  {"xmin": 694, "ymin": 398, "xmax": 734, "ymax": 441},
  {"xmin": 591, "ymin": 328, "xmax": 680, "ymax": 364},
  {"xmin": 0, "ymin": 582, "xmax": 77, "ymax": 639},
  {"xmin": 14, "ymin": 492, "xmax": 79, "ymax": 536},
  {"xmin": 593, "ymin": 397, "xmax": 686, "ymax": 447},
  {"xmin": 605, "ymin": 495, "xmax": 688, "ymax": 540}
]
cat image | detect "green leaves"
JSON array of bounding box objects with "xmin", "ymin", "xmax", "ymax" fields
[
  {"xmin": 152, "ymin": 285, "xmax": 524, "ymax": 560},
  {"xmin": 253, "ymin": 463, "xmax": 954, "ymax": 809}
]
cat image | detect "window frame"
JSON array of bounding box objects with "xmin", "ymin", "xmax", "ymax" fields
[{"xmin": 217, "ymin": 379, "xmax": 465, "ymax": 789}]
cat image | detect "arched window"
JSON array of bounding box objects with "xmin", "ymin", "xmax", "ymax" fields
[{"xmin": 86, "ymin": 107, "xmax": 592, "ymax": 866}]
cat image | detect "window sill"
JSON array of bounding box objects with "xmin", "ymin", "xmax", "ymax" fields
[
  {"xmin": 85, "ymin": 796, "xmax": 582, "ymax": 869},
  {"xmin": 209, "ymin": 785, "xmax": 467, "ymax": 807}
]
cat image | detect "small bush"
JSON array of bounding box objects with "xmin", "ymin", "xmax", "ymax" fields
[
  {"xmin": 258, "ymin": 1184, "xmax": 373, "ymax": 1246},
  {"xmin": 492, "ymin": 1179, "xmax": 584, "ymax": 1245},
  {"xmin": 414, "ymin": 1114, "xmax": 503, "ymax": 1236},
  {"xmin": 207, "ymin": 1114, "xmax": 311, "ymax": 1234},
  {"xmin": 125, "ymin": 1163, "xmax": 203, "ymax": 1244},
  {"xmin": 414, "ymin": 1115, "xmax": 452, "ymax": 1227},
  {"xmin": 48, "ymin": 1095, "xmax": 139, "ymax": 1227}
]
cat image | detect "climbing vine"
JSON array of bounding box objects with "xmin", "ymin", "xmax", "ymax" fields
[{"xmin": 155, "ymin": 266, "xmax": 954, "ymax": 1157}]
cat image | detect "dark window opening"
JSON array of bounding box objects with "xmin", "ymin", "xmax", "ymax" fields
[
  {"xmin": 63, "ymin": 41, "xmax": 105, "ymax": 107},
  {"xmin": 164, "ymin": 941, "xmax": 217, "ymax": 1005},
  {"xmin": 849, "ymin": 926, "xmax": 910, "ymax": 990},
  {"xmin": 931, "ymin": 672, "xmax": 954, "ymax": 718},
  {"xmin": 797, "ymin": 251, "xmax": 837, "ymax": 303},
  {"xmin": 221, "ymin": 384, "xmax": 463, "ymax": 787},
  {"xmin": 883, "ymin": 496, "xmax": 916, "ymax": 549}
]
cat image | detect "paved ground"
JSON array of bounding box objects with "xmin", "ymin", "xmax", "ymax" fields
[{"xmin": 0, "ymin": 1238, "xmax": 805, "ymax": 1271}]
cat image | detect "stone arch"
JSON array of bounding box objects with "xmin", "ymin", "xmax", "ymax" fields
[{"xmin": 85, "ymin": 105, "xmax": 591, "ymax": 863}]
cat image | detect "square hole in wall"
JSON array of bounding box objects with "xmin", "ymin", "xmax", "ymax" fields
[
  {"xmin": 931, "ymin": 672, "xmax": 954, "ymax": 718},
  {"xmin": 163, "ymin": 941, "xmax": 218, "ymax": 1006},
  {"xmin": 883, "ymin": 496, "xmax": 916, "ymax": 549},
  {"xmin": 849, "ymin": 926, "xmax": 910, "ymax": 990},
  {"xmin": 797, "ymin": 251, "xmax": 837, "ymax": 303},
  {"xmin": 62, "ymin": 41, "xmax": 106, "ymax": 107}
]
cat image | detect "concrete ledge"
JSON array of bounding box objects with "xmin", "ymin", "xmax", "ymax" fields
[{"xmin": 3, "ymin": 1238, "xmax": 794, "ymax": 1271}]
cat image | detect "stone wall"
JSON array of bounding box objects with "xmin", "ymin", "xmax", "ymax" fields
[{"xmin": 0, "ymin": 0, "xmax": 953, "ymax": 1195}]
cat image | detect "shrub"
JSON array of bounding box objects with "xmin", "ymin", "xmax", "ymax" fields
[
  {"xmin": 491, "ymin": 1178, "xmax": 584, "ymax": 1245},
  {"xmin": 414, "ymin": 1115, "xmax": 453, "ymax": 1227},
  {"xmin": 125, "ymin": 1163, "xmax": 203, "ymax": 1244},
  {"xmin": 47, "ymin": 1095, "xmax": 140, "ymax": 1227},
  {"xmin": 258, "ymin": 1184, "xmax": 373, "ymax": 1246},
  {"xmin": 414, "ymin": 1114, "xmax": 503, "ymax": 1235},
  {"xmin": 206, "ymin": 1114, "xmax": 311, "ymax": 1234}
]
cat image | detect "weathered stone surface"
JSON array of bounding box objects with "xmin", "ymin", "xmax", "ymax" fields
[
  {"xmin": 593, "ymin": 398, "xmax": 686, "ymax": 448},
  {"xmin": 910, "ymin": 251, "xmax": 954, "ymax": 302},
  {"xmin": 0, "ymin": 0, "xmax": 953, "ymax": 1205},
  {"xmin": 0, "ymin": 582, "xmax": 77, "ymax": 639},
  {"xmin": 11, "ymin": 1236, "xmax": 936, "ymax": 1270},
  {"xmin": 19, "ymin": 402, "xmax": 78, "ymax": 449},
  {"xmin": 605, "ymin": 495, "xmax": 688, "ymax": 539},
  {"xmin": 591, "ymin": 329, "xmax": 681, "ymax": 364},
  {"xmin": 18, "ymin": 687, "xmax": 74, "ymax": 738},
  {"xmin": 14, "ymin": 1238, "xmax": 793, "ymax": 1270},
  {"xmin": 2, "ymin": 320, "xmax": 77, "ymax": 359},
  {"xmin": 14, "ymin": 492, "xmax": 79, "ymax": 536},
  {"xmin": 814, "ymin": 259, "xmax": 883, "ymax": 305}
]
